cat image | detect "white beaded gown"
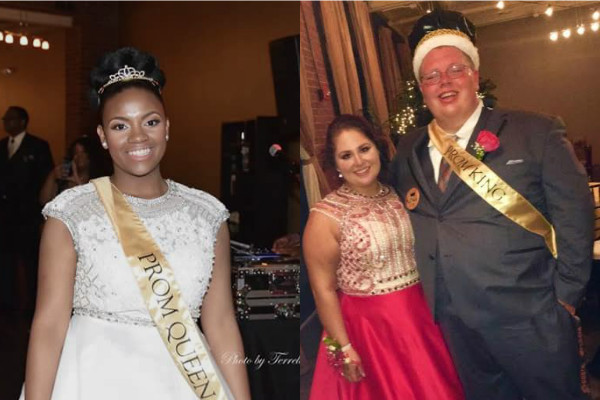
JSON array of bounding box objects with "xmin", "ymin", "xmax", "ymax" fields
[{"xmin": 19, "ymin": 180, "xmax": 229, "ymax": 399}]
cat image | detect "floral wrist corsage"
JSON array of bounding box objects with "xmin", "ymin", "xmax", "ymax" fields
[
  {"xmin": 323, "ymin": 336, "xmax": 352, "ymax": 369},
  {"xmin": 472, "ymin": 130, "xmax": 500, "ymax": 161}
]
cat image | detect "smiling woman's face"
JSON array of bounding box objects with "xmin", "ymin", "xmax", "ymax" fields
[
  {"xmin": 333, "ymin": 128, "xmax": 381, "ymax": 194},
  {"xmin": 97, "ymin": 87, "xmax": 169, "ymax": 180}
]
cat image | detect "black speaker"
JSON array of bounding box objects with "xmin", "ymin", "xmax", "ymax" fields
[
  {"xmin": 269, "ymin": 35, "xmax": 299, "ymax": 139},
  {"xmin": 221, "ymin": 117, "xmax": 288, "ymax": 248}
]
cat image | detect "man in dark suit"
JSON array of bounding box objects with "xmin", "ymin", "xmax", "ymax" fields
[
  {"xmin": 391, "ymin": 10, "xmax": 594, "ymax": 400},
  {"xmin": 0, "ymin": 106, "xmax": 54, "ymax": 313}
]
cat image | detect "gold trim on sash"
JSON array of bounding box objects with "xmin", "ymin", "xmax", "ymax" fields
[
  {"xmin": 92, "ymin": 177, "xmax": 234, "ymax": 399},
  {"xmin": 428, "ymin": 121, "xmax": 557, "ymax": 258}
]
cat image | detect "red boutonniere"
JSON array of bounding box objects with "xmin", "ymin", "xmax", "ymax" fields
[{"xmin": 472, "ymin": 130, "xmax": 500, "ymax": 161}]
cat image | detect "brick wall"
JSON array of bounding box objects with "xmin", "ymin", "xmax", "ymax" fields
[{"xmin": 300, "ymin": 1, "xmax": 338, "ymax": 192}]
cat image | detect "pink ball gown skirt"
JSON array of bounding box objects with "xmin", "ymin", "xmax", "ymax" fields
[{"xmin": 309, "ymin": 283, "xmax": 464, "ymax": 400}]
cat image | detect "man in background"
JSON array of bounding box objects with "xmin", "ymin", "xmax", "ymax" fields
[{"xmin": 0, "ymin": 106, "xmax": 54, "ymax": 314}]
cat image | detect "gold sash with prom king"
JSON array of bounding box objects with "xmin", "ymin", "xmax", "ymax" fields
[
  {"xmin": 92, "ymin": 177, "xmax": 234, "ymax": 400},
  {"xmin": 428, "ymin": 121, "xmax": 557, "ymax": 258}
]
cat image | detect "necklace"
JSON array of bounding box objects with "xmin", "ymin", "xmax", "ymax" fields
[{"xmin": 341, "ymin": 182, "xmax": 387, "ymax": 199}]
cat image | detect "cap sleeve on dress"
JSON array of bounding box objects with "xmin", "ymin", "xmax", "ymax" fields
[
  {"xmin": 310, "ymin": 193, "xmax": 346, "ymax": 224},
  {"xmin": 41, "ymin": 183, "xmax": 94, "ymax": 249}
]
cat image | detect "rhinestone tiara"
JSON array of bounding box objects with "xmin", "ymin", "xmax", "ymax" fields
[{"xmin": 97, "ymin": 65, "xmax": 160, "ymax": 95}]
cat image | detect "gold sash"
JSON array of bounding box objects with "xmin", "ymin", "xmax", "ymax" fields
[
  {"xmin": 92, "ymin": 177, "xmax": 234, "ymax": 399},
  {"xmin": 428, "ymin": 121, "xmax": 557, "ymax": 258}
]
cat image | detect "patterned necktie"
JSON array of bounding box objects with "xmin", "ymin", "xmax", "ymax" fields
[
  {"xmin": 8, "ymin": 137, "xmax": 15, "ymax": 158},
  {"xmin": 437, "ymin": 132, "xmax": 458, "ymax": 192},
  {"xmin": 438, "ymin": 158, "xmax": 452, "ymax": 192}
]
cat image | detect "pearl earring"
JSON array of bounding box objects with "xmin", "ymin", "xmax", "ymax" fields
[
  {"xmin": 338, "ymin": 171, "xmax": 343, "ymax": 179},
  {"xmin": 166, "ymin": 134, "xmax": 169, "ymax": 142},
  {"xmin": 102, "ymin": 141, "xmax": 108, "ymax": 149}
]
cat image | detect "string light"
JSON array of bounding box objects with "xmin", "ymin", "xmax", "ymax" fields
[
  {"xmin": 593, "ymin": 10, "xmax": 600, "ymax": 21},
  {"xmin": 496, "ymin": 1, "xmax": 505, "ymax": 10},
  {"xmin": 0, "ymin": 31, "xmax": 50, "ymax": 50},
  {"xmin": 562, "ymin": 28, "xmax": 571, "ymax": 38},
  {"xmin": 592, "ymin": 22, "xmax": 600, "ymax": 32},
  {"xmin": 549, "ymin": 31, "xmax": 559, "ymax": 41},
  {"xmin": 545, "ymin": 5, "xmax": 553, "ymax": 17},
  {"xmin": 577, "ymin": 25, "xmax": 586, "ymax": 35}
]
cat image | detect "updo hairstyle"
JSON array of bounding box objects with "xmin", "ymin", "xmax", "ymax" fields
[{"xmin": 89, "ymin": 47, "xmax": 166, "ymax": 118}]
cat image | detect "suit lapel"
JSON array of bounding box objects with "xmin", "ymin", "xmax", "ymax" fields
[
  {"xmin": 439, "ymin": 107, "xmax": 505, "ymax": 207},
  {"xmin": 407, "ymin": 130, "xmax": 436, "ymax": 206}
]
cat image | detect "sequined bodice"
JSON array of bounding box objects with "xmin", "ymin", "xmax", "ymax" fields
[
  {"xmin": 43, "ymin": 180, "xmax": 228, "ymax": 326},
  {"xmin": 312, "ymin": 184, "xmax": 419, "ymax": 296}
]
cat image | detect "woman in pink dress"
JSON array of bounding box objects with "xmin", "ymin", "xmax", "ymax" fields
[{"xmin": 304, "ymin": 115, "xmax": 464, "ymax": 399}]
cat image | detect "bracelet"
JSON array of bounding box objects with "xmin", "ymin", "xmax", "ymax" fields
[{"xmin": 340, "ymin": 342, "xmax": 352, "ymax": 352}]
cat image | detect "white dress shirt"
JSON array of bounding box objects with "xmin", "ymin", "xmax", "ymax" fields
[
  {"xmin": 428, "ymin": 101, "xmax": 484, "ymax": 182},
  {"xmin": 8, "ymin": 130, "xmax": 26, "ymax": 158}
]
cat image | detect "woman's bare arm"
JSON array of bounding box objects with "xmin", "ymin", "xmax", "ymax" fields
[
  {"xmin": 24, "ymin": 218, "xmax": 76, "ymax": 399},
  {"xmin": 303, "ymin": 211, "xmax": 364, "ymax": 381},
  {"xmin": 201, "ymin": 222, "xmax": 251, "ymax": 400}
]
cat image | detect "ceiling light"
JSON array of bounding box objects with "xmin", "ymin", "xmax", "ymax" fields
[
  {"xmin": 545, "ymin": 5, "xmax": 553, "ymax": 17},
  {"xmin": 592, "ymin": 22, "xmax": 600, "ymax": 32},
  {"xmin": 41, "ymin": 40, "xmax": 49, "ymax": 50},
  {"xmin": 5, "ymin": 33, "xmax": 14, "ymax": 44},
  {"xmin": 577, "ymin": 25, "xmax": 586, "ymax": 35},
  {"xmin": 562, "ymin": 28, "xmax": 571, "ymax": 38},
  {"xmin": 593, "ymin": 10, "xmax": 600, "ymax": 20},
  {"xmin": 496, "ymin": 1, "xmax": 505, "ymax": 10},
  {"xmin": 19, "ymin": 35, "xmax": 28, "ymax": 46},
  {"xmin": 33, "ymin": 38, "xmax": 41, "ymax": 48},
  {"xmin": 549, "ymin": 31, "xmax": 559, "ymax": 41}
]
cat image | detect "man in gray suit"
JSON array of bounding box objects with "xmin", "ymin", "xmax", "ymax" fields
[{"xmin": 391, "ymin": 10, "xmax": 593, "ymax": 400}]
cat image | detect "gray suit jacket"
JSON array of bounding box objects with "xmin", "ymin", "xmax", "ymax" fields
[{"xmin": 391, "ymin": 107, "xmax": 594, "ymax": 328}]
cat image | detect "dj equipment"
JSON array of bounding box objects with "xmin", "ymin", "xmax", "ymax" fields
[{"xmin": 231, "ymin": 242, "xmax": 299, "ymax": 320}]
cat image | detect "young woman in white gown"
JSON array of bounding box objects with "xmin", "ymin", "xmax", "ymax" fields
[{"xmin": 20, "ymin": 47, "xmax": 251, "ymax": 400}]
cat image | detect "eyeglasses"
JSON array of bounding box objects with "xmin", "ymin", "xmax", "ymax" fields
[{"xmin": 420, "ymin": 64, "xmax": 472, "ymax": 86}]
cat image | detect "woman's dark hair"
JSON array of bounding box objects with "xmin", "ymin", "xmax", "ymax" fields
[
  {"xmin": 66, "ymin": 135, "xmax": 112, "ymax": 179},
  {"xmin": 89, "ymin": 47, "xmax": 166, "ymax": 118},
  {"xmin": 323, "ymin": 114, "xmax": 391, "ymax": 183}
]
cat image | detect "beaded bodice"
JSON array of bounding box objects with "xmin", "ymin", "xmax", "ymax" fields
[
  {"xmin": 312, "ymin": 184, "xmax": 419, "ymax": 296},
  {"xmin": 43, "ymin": 180, "xmax": 228, "ymax": 326}
]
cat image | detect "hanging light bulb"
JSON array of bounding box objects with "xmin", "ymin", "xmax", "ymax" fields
[
  {"xmin": 426, "ymin": 8, "xmax": 432, "ymax": 14},
  {"xmin": 549, "ymin": 31, "xmax": 559, "ymax": 41},
  {"xmin": 577, "ymin": 25, "xmax": 586, "ymax": 35},
  {"xmin": 5, "ymin": 33, "xmax": 14, "ymax": 44},
  {"xmin": 41, "ymin": 40, "xmax": 49, "ymax": 50},
  {"xmin": 496, "ymin": 1, "xmax": 505, "ymax": 10},
  {"xmin": 592, "ymin": 22, "xmax": 600, "ymax": 32},
  {"xmin": 562, "ymin": 28, "xmax": 571, "ymax": 38},
  {"xmin": 0, "ymin": 32, "xmax": 3, "ymax": 41},
  {"xmin": 545, "ymin": 5, "xmax": 553, "ymax": 17},
  {"xmin": 593, "ymin": 10, "xmax": 600, "ymax": 20},
  {"xmin": 32, "ymin": 38, "xmax": 41, "ymax": 48},
  {"xmin": 19, "ymin": 35, "xmax": 28, "ymax": 46}
]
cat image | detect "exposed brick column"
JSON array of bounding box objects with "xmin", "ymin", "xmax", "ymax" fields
[{"xmin": 300, "ymin": 1, "xmax": 338, "ymax": 191}]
